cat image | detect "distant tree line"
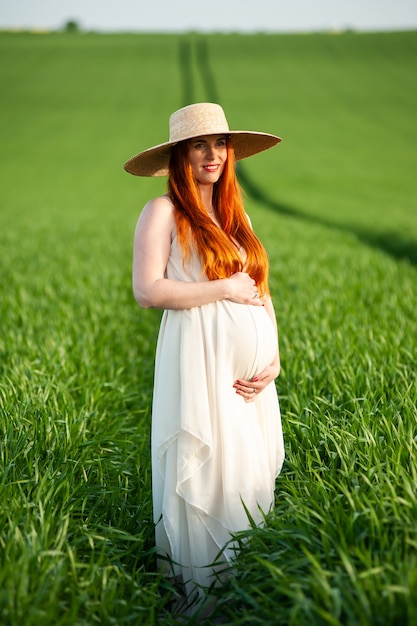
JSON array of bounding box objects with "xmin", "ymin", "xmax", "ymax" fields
[{"xmin": 63, "ymin": 20, "xmax": 81, "ymax": 33}]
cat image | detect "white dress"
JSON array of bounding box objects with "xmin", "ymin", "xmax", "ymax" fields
[{"xmin": 151, "ymin": 231, "xmax": 285, "ymax": 602}]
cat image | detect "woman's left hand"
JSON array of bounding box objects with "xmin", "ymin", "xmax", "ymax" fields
[{"xmin": 233, "ymin": 361, "xmax": 280, "ymax": 403}]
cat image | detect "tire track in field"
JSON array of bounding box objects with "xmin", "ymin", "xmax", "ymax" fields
[
  {"xmin": 195, "ymin": 38, "xmax": 220, "ymax": 104},
  {"xmin": 178, "ymin": 38, "xmax": 195, "ymax": 105},
  {"xmin": 177, "ymin": 34, "xmax": 298, "ymax": 217},
  {"xmin": 177, "ymin": 35, "xmax": 417, "ymax": 266},
  {"xmin": 178, "ymin": 36, "xmax": 220, "ymax": 106}
]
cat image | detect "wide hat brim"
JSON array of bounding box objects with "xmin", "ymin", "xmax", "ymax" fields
[
  {"xmin": 124, "ymin": 131, "xmax": 281, "ymax": 177},
  {"xmin": 124, "ymin": 102, "xmax": 281, "ymax": 176}
]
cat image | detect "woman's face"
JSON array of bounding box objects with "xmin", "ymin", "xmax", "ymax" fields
[{"xmin": 187, "ymin": 134, "xmax": 228, "ymax": 185}]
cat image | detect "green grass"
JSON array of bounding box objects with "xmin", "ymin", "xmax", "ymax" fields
[{"xmin": 0, "ymin": 30, "xmax": 416, "ymax": 625}]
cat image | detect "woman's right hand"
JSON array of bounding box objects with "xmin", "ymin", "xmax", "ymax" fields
[{"xmin": 226, "ymin": 272, "xmax": 264, "ymax": 306}]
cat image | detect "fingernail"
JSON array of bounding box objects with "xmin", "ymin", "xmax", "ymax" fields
[{"xmin": 253, "ymin": 377, "xmax": 259, "ymax": 382}]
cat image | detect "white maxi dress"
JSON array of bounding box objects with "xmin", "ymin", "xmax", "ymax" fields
[{"xmin": 151, "ymin": 232, "xmax": 285, "ymax": 600}]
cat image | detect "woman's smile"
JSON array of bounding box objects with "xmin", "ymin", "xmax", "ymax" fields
[{"xmin": 203, "ymin": 164, "xmax": 221, "ymax": 172}]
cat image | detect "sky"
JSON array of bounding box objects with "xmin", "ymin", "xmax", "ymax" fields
[{"xmin": 1, "ymin": 0, "xmax": 417, "ymax": 33}]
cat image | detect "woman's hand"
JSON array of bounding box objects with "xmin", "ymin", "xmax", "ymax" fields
[
  {"xmin": 226, "ymin": 272, "xmax": 264, "ymax": 306},
  {"xmin": 233, "ymin": 360, "xmax": 280, "ymax": 403}
]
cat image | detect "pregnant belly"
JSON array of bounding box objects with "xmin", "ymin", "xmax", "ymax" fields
[{"xmin": 216, "ymin": 301, "xmax": 277, "ymax": 380}]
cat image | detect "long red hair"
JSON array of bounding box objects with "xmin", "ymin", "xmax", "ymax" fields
[{"xmin": 168, "ymin": 138, "xmax": 270, "ymax": 297}]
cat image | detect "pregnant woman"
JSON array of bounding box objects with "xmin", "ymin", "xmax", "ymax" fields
[{"xmin": 124, "ymin": 103, "xmax": 285, "ymax": 614}]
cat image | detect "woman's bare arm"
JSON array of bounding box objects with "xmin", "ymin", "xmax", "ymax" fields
[{"xmin": 132, "ymin": 196, "xmax": 264, "ymax": 310}]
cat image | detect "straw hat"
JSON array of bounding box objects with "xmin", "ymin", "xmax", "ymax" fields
[{"xmin": 124, "ymin": 102, "xmax": 281, "ymax": 177}]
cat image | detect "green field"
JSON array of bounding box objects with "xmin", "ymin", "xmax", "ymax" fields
[{"xmin": 0, "ymin": 30, "xmax": 416, "ymax": 625}]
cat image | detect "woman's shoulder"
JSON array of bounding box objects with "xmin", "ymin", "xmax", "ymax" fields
[
  {"xmin": 138, "ymin": 195, "xmax": 176, "ymax": 238},
  {"xmin": 141, "ymin": 194, "xmax": 175, "ymax": 221},
  {"xmin": 143, "ymin": 194, "xmax": 174, "ymax": 212}
]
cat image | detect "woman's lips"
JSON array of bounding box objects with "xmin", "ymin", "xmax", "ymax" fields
[{"xmin": 203, "ymin": 164, "xmax": 219, "ymax": 172}]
